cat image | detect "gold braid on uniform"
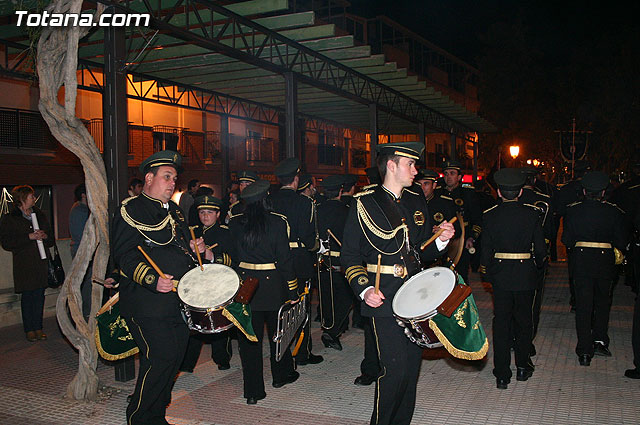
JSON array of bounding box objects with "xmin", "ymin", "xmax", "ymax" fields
[
  {"xmin": 120, "ymin": 200, "xmax": 176, "ymax": 246},
  {"xmin": 356, "ymin": 197, "xmax": 408, "ymax": 255}
]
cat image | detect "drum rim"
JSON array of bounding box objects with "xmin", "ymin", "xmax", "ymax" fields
[
  {"xmin": 391, "ymin": 266, "xmax": 456, "ymax": 319},
  {"xmin": 178, "ymin": 263, "xmax": 240, "ymax": 310}
]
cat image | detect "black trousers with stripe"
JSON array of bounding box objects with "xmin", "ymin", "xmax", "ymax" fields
[
  {"xmin": 369, "ymin": 316, "xmax": 423, "ymax": 425},
  {"xmin": 181, "ymin": 329, "xmax": 233, "ymax": 370},
  {"xmin": 574, "ymin": 276, "xmax": 613, "ymax": 356},
  {"xmin": 319, "ymin": 270, "xmax": 352, "ymax": 338},
  {"xmin": 126, "ymin": 315, "xmax": 189, "ymax": 425}
]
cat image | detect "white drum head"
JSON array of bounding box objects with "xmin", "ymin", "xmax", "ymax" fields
[
  {"xmin": 178, "ymin": 263, "xmax": 240, "ymax": 309},
  {"xmin": 392, "ymin": 267, "xmax": 456, "ymax": 319}
]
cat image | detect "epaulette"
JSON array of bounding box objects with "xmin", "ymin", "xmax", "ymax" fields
[
  {"xmin": 361, "ymin": 183, "xmax": 378, "ymax": 191},
  {"xmin": 603, "ymin": 201, "xmax": 625, "ymax": 214},
  {"xmin": 440, "ymin": 195, "xmax": 453, "ymax": 201},
  {"xmin": 219, "ymin": 224, "xmax": 229, "ymax": 230},
  {"xmin": 403, "ymin": 187, "xmax": 420, "ymax": 197},
  {"xmin": 270, "ymin": 211, "xmax": 291, "ymax": 238},
  {"xmin": 533, "ymin": 190, "xmax": 550, "ymax": 198},
  {"xmin": 629, "ymin": 183, "xmax": 640, "ymax": 190},
  {"xmin": 523, "ymin": 203, "xmax": 543, "ymax": 212},
  {"xmin": 567, "ymin": 201, "xmax": 582, "ymax": 208},
  {"xmin": 462, "ymin": 183, "xmax": 475, "ymax": 189},
  {"xmin": 229, "ymin": 200, "xmax": 239, "ymax": 209},
  {"xmin": 354, "ymin": 189, "xmax": 374, "ymax": 198},
  {"xmin": 483, "ymin": 204, "xmax": 498, "ymax": 214},
  {"xmin": 121, "ymin": 195, "xmax": 137, "ymax": 206}
]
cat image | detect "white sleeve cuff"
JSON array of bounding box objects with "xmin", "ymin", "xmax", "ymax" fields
[
  {"xmin": 435, "ymin": 238, "xmax": 449, "ymax": 251},
  {"xmin": 359, "ymin": 286, "xmax": 374, "ymax": 300}
]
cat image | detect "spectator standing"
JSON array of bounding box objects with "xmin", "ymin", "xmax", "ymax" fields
[
  {"xmin": 0, "ymin": 185, "xmax": 54, "ymax": 341},
  {"xmin": 69, "ymin": 183, "xmax": 92, "ymax": 317},
  {"xmin": 179, "ymin": 178, "xmax": 200, "ymax": 217}
]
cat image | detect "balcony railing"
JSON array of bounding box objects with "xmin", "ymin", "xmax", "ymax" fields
[{"xmin": 245, "ymin": 136, "xmax": 276, "ymax": 163}]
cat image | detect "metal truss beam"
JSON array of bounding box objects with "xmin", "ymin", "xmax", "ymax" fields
[
  {"xmin": 0, "ymin": 39, "xmax": 35, "ymax": 80},
  {"xmin": 95, "ymin": 0, "xmax": 475, "ymax": 141}
]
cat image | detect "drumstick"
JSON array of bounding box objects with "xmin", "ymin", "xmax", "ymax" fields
[
  {"xmin": 137, "ymin": 245, "xmax": 177, "ymax": 292},
  {"xmin": 374, "ymin": 254, "xmax": 381, "ymax": 295},
  {"xmin": 189, "ymin": 226, "xmax": 204, "ymax": 271},
  {"xmin": 327, "ymin": 229, "xmax": 342, "ymax": 247},
  {"xmin": 208, "ymin": 243, "xmax": 218, "ymax": 250},
  {"xmin": 96, "ymin": 292, "xmax": 119, "ymax": 316},
  {"xmin": 420, "ymin": 216, "xmax": 458, "ymax": 251}
]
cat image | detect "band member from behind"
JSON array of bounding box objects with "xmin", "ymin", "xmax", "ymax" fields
[
  {"xmin": 435, "ymin": 159, "xmax": 482, "ymax": 283},
  {"xmin": 562, "ymin": 171, "xmax": 627, "ymax": 366},
  {"xmin": 342, "ymin": 142, "xmax": 454, "ymax": 425},
  {"xmin": 297, "ymin": 173, "xmax": 317, "ymax": 199},
  {"xmin": 112, "ymin": 150, "xmax": 216, "ymax": 425},
  {"xmin": 341, "ymin": 174, "xmax": 358, "ymax": 208},
  {"xmin": 317, "ymin": 175, "xmax": 352, "ymax": 350},
  {"xmin": 228, "ymin": 180, "xmax": 300, "ymax": 405},
  {"xmin": 415, "ymin": 168, "xmax": 461, "ymax": 265},
  {"xmin": 480, "ymin": 168, "xmax": 546, "ymax": 389},
  {"xmin": 270, "ymin": 158, "xmax": 323, "ymax": 365},
  {"xmin": 180, "ymin": 195, "xmax": 235, "ymax": 373}
]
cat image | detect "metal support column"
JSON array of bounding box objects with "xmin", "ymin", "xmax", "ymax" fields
[
  {"xmin": 220, "ymin": 114, "xmax": 230, "ymax": 194},
  {"xmin": 369, "ymin": 103, "xmax": 378, "ymax": 167},
  {"xmin": 103, "ymin": 24, "xmax": 129, "ymax": 219},
  {"xmin": 449, "ymin": 130, "xmax": 457, "ymax": 161},
  {"xmin": 284, "ymin": 72, "xmax": 298, "ymax": 158},
  {"xmin": 418, "ymin": 122, "xmax": 426, "ymax": 163}
]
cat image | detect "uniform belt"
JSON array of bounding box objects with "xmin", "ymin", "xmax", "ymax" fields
[
  {"xmin": 575, "ymin": 241, "xmax": 612, "ymax": 249},
  {"xmin": 239, "ymin": 262, "xmax": 276, "ymax": 270},
  {"xmin": 494, "ymin": 253, "xmax": 531, "ymax": 260},
  {"xmin": 289, "ymin": 241, "xmax": 306, "ymax": 249},
  {"xmin": 323, "ymin": 250, "xmax": 340, "ymax": 257},
  {"xmin": 366, "ymin": 263, "xmax": 407, "ymax": 278}
]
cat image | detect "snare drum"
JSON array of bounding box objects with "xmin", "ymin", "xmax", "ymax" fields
[
  {"xmin": 392, "ymin": 267, "xmax": 456, "ymax": 348},
  {"xmin": 178, "ymin": 263, "xmax": 240, "ymax": 334}
]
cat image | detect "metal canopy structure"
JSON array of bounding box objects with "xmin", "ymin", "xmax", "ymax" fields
[{"xmin": 0, "ymin": 0, "xmax": 495, "ymax": 139}]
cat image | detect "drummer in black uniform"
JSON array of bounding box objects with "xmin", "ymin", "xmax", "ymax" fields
[
  {"xmin": 342, "ymin": 142, "xmax": 454, "ymax": 425},
  {"xmin": 415, "ymin": 168, "xmax": 461, "ymax": 265},
  {"xmin": 435, "ymin": 159, "xmax": 482, "ymax": 283},
  {"xmin": 480, "ymin": 168, "xmax": 546, "ymax": 389},
  {"xmin": 112, "ymin": 150, "xmax": 217, "ymax": 425},
  {"xmin": 180, "ymin": 195, "xmax": 235, "ymax": 372},
  {"xmin": 228, "ymin": 180, "xmax": 300, "ymax": 404},
  {"xmin": 317, "ymin": 175, "xmax": 351, "ymax": 350},
  {"xmin": 562, "ymin": 171, "xmax": 628, "ymax": 365},
  {"xmin": 269, "ymin": 158, "xmax": 323, "ymax": 365}
]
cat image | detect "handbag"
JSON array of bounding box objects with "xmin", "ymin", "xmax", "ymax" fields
[{"xmin": 47, "ymin": 244, "xmax": 65, "ymax": 288}]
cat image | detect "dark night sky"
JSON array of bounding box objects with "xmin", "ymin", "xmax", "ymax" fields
[{"xmin": 347, "ymin": 0, "xmax": 635, "ymax": 67}]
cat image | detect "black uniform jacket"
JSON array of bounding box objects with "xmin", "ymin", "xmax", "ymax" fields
[
  {"xmin": 425, "ymin": 192, "xmax": 462, "ymax": 237},
  {"xmin": 112, "ymin": 193, "xmax": 197, "ymax": 318},
  {"xmin": 269, "ymin": 187, "xmax": 317, "ymax": 279},
  {"xmin": 480, "ymin": 200, "xmax": 546, "ymax": 291},
  {"xmin": 436, "ymin": 184, "xmax": 482, "ymax": 240},
  {"xmin": 561, "ymin": 200, "xmax": 627, "ymax": 279},
  {"xmin": 195, "ymin": 222, "xmax": 234, "ymax": 267},
  {"xmin": 228, "ymin": 212, "xmax": 298, "ymax": 311},
  {"xmin": 317, "ymin": 198, "xmax": 349, "ymax": 267},
  {"xmin": 555, "ymin": 179, "xmax": 583, "ymax": 218},
  {"xmin": 341, "ymin": 185, "xmax": 442, "ymax": 317}
]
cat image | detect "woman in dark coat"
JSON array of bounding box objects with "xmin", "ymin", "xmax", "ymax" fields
[
  {"xmin": 228, "ymin": 180, "xmax": 300, "ymax": 405},
  {"xmin": 0, "ymin": 185, "xmax": 54, "ymax": 341}
]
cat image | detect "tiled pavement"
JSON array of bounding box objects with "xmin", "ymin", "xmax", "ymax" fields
[{"xmin": 1, "ymin": 262, "xmax": 639, "ymax": 425}]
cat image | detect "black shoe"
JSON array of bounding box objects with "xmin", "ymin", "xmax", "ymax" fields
[
  {"xmin": 218, "ymin": 362, "xmax": 231, "ymax": 370},
  {"xmin": 594, "ymin": 342, "xmax": 612, "ymax": 357},
  {"xmin": 354, "ymin": 374, "xmax": 376, "ymax": 386},
  {"xmin": 530, "ymin": 344, "xmax": 537, "ymax": 357},
  {"xmin": 516, "ymin": 367, "xmax": 534, "ymax": 381},
  {"xmin": 272, "ymin": 371, "xmax": 300, "ymax": 388},
  {"xmin": 246, "ymin": 394, "xmax": 266, "ymax": 405},
  {"xmin": 496, "ymin": 378, "xmax": 509, "ymax": 389},
  {"xmin": 321, "ymin": 333, "xmax": 343, "ymax": 351},
  {"xmin": 578, "ymin": 354, "xmax": 592, "ymax": 366},
  {"xmin": 624, "ymin": 368, "xmax": 640, "ymax": 379},
  {"xmin": 296, "ymin": 353, "xmax": 324, "ymax": 365}
]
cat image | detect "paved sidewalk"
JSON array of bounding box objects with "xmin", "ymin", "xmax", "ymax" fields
[{"xmin": 1, "ymin": 263, "xmax": 638, "ymax": 425}]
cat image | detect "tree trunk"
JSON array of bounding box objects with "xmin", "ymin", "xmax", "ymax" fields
[{"xmin": 36, "ymin": 0, "xmax": 107, "ymax": 401}]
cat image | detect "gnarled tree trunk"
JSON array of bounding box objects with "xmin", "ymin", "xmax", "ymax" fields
[{"xmin": 36, "ymin": 0, "xmax": 107, "ymax": 401}]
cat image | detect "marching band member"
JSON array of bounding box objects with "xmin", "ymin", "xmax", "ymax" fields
[{"xmin": 341, "ymin": 142, "xmax": 454, "ymax": 425}]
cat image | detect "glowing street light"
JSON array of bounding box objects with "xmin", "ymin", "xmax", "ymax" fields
[{"xmin": 509, "ymin": 145, "xmax": 520, "ymax": 159}]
